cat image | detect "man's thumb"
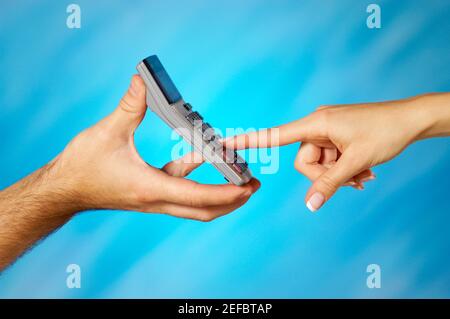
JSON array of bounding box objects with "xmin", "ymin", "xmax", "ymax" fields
[
  {"xmin": 305, "ymin": 151, "xmax": 362, "ymax": 212},
  {"xmin": 110, "ymin": 75, "xmax": 147, "ymax": 134}
]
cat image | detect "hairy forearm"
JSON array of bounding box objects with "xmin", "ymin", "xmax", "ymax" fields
[{"xmin": 0, "ymin": 161, "xmax": 80, "ymax": 271}]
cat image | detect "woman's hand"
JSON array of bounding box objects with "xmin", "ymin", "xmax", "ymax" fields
[{"xmin": 226, "ymin": 93, "xmax": 450, "ymax": 212}]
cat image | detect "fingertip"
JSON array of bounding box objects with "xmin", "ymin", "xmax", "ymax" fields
[
  {"xmin": 352, "ymin": 183, "xmax": 365, "ymax": 190},
  {"xmin": 228, "ymin": 179, "xmax": 259, "ymax": 199},
  {"xmin": 243, "ymin": 179, "xmax": 260, "ymax": 197},
  {"xmin": 222, "ymin": 135, "xmax": 243, "ymax": 150},
  {"xmin": 129, "ymin": 74, "xmax": 145, "ymax": 97},
  {"xmin": 132, "ymin": 74, "xmax": 145, "ymax": 87},
  {"xmin": 305, "ymin": 191, "xmax": 325, "ymax": 212},
  {"xmin": 224, "ymin": 133, "xmax": 258, "ymax": 150},
  {"xmin": 251, "ymin": 178, "xmax": 261, "ymax": 192},
  {"xmin": 238, "ymin": 183, "xmax": 253, "ymax": 197}
]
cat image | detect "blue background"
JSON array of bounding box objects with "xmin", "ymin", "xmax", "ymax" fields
[{"xmin": 1, "ymin": 0, "xmax": 449, "ymax": 298}]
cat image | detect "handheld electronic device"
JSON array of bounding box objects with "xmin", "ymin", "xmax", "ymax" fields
[{"xmin": 136, "ymin": 55, "xmax": 252, "ymax": 185}]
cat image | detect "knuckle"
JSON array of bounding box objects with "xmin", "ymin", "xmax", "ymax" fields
[
  {"xmin": 191, "ymin": 197, "xmax": 211, "ymax": 209},
  {"xmin": 189, "ymin": 183, "xmax": 206, "ymax": 207},
  {"xmin": 180, "ymin": 167, "xmax": 191, "ymax": 177},
  {"xmin": 119, "ymin": 96, "xmax": 138, "ymax": 114},
  {"xmin": 293, "ymin": 159, "xmax": 305, "ymax": 173},
  {"xmin": 188, "ymin": 196, "xmax": 199, "ymax": 208},
  {"xmin": 315, "ymin": 108, "xmax": 336, "ymax": 127},
  {"xmin": 166, "ymin": 166, "xmax": 182, "ymax": 177},
  {"xmin": 317, "ymin": 174, "xmax": 338, "ymax": 194},
  {"xmin": 316, "ymin": 108, "xmax": 331, "ymax": 123},
  {"xmin": 315, "ymin": 104, "xmax": 330, "ymax": 111}
]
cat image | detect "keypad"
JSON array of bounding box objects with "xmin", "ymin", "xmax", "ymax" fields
[
  {"xmin": 184, "ymin": 104, "xmax": 248, "ymax": 174},
  {"xmin": 186, "ymin": 111, "xmax": 203, "ymax": 124},
  {"xmin": 201, "ymin": 122, "xmax": 215, "ymax": 141}
]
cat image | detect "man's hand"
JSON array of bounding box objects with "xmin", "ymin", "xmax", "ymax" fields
[
  {"xmin": 53, "ymin": 75, "xmax": 259, "ymax": 218},
  {"xmin": 0, "ymin": 75, "xmax": 260, "ymax": 271}
]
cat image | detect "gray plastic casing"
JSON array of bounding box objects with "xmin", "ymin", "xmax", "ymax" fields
[{"xmin": 136, "ymin": 60, "xmax": 252, "ymax": 186}]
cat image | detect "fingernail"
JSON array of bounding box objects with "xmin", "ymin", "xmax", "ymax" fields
[
  {"xmin": 306, "ymin": 192, "xmax": 325, "ymax": 212},
  {"xmin": 129, "ymin": 77, "xmax": 139, "ymax": 96},
  {"xmin": 360, "ymin": 175, "xmax": 376, "ymax": 183}
]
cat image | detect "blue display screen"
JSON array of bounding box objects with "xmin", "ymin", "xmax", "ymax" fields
[{"xmin": 143, "ymin": 55, "xmax": 182, "ymax": 104}]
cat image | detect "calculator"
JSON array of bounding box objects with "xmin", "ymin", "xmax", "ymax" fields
[{"xmin": 136, "ymin": 55, "xmax": 252, "ymax": 185}]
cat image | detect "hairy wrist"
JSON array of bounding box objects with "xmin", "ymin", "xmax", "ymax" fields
[
  {"xmin": 0, "ymin": 161, "xmax": 83, "ymax": 271},
  {"xmin": 0, "ymin": 161, "xmax": 84, "ymax": 220}
]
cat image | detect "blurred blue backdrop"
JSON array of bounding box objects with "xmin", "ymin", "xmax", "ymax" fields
[{"xmin": 0, "ymin": 0, "xmax": 449, "ymax": 298}]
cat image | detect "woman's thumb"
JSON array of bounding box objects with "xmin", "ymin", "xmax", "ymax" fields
[{"xmin": 305, "ymin": 151, "xmax": 362, "ymax": 212}]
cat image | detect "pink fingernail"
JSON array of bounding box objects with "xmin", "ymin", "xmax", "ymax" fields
[
  {"xmin": 360, "ymin": 175, "xmax": 376, "ymax": 183},
  {"xmin": 129, "ymin": 77, "xmax": 139, "ymax": 96},
  {"xmin": 306, "ymin": 192, "xmax": 325, "ymax": 212}
]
